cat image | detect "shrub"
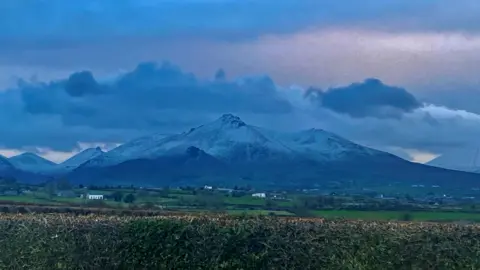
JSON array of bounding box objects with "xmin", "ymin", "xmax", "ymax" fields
[{"xmin": 0, "ymin": 214, "xmax": 480, "ymax": 269}]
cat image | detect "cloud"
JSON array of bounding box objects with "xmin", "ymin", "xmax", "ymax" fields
[
  {"xmin": 306, "ymin": 78, "xmax": 421, "ymax": 118},
  {"xmin": 65, "ymin": 71, "xmax": 102, "ymax": 97},
  {"xmin": 0, "ymin": 61, "xmax": 292, "ymax": 151},
  {"xmin": 1, "ymin": 0, "xmax": 480, "ymax": 42},
  {"xmin": 2, "ymin": 60, "xmax": 480, "ymax": 161}
]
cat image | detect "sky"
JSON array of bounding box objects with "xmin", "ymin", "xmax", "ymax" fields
[{"xmin": 1, "ymin": 0, "xmax": 480, "ymax": 163}]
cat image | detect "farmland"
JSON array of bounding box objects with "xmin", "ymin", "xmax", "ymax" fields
[
  {"xmin": 3, "ymin": 182, "xmax": 480, "ymax": 223},
  {"xmin": 1, "ymin": 213, "xmax": 480, "ymax": 269}
]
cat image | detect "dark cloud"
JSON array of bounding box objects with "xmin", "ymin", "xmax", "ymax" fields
[
  {"xmin": 1, "ymin": 0, "xmax": 479, "ymax": 41},
  {"xmin": 0, "ymin": 61, "xmax": 292, "ymax": 151},
  {"xmin": 306, "ymin": 78, "xmax": 422, "ymax": 118},
  {"xmin": 65, "ymin": 71, "xmax": 102, "ymax": 97},
  {"xmin": 417, "ymin": 87, "xmax": 480, "ymax": 115},
  {"xmin": 2, "ymin": 60, "xmax": 480, "ymax": 159}
]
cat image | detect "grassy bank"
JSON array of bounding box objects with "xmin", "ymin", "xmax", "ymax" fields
[{"xmin": 1, "ymin": 214, "xmax": 480, "ymax": 269}]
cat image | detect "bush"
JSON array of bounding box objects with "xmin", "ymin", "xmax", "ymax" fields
[{"xmin": 1, "ymin": 214, "xmax": 480, "ymax": 269}]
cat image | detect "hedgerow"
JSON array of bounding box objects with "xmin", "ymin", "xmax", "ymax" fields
[{"xmin": 0, "ymin": 214, "xmax": 480, "ymax": 269}]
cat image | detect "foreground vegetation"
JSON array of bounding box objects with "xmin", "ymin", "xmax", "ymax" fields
[{"xmin": 1, "ymin": 213, "xmax": 480, "ymax": 269}]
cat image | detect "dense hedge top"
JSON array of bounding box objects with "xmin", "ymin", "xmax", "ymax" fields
[{"xmin": 1, "ymin": 214, "xmax": 480, "ymax": 269}]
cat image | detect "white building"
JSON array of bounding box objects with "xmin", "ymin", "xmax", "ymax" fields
[
  {"xmin": 252, "ymin": 193, "xmax": 266, "ymax": 198},
  {"xmin": 87, "ymin": 194, "xmax": 104, "ymax": 200}
]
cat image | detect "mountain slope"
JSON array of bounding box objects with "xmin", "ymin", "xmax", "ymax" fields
[
  {"xmin": 70, "ymin": 114, "xmax": 480, "ymax": 188},
  {"xmin": 82, "ymin": 114, "xmax": 379, "ymax": 168},
  {"xmin": 60, "ymin": 147, "xmax": 105, "ymax": 170},
  {"xmin": 9, "ymin": 153, "xmax": 57, "ymax": 172},
  {"xmin": 0, "ymin": 155, "xmax": 51, "ymax": 184},
  {"xmin": 0, "ymin": 155, "xmax": 15, "ymax": 171},
  {"xmin": 426, "ymin": 148, "xmax": 480, "ymax": 172},
  {"xmin": 69, "ymin": 146, "xmax": 234, "ymax": 186}
]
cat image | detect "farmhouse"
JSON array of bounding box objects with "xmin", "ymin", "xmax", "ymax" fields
[
  {"xmin": 252, "ymin": 193, "xmax": 266, "ymax": 198},
  {"xmin": 87, "ymin": 194, "xmax": 104, "ymax": 200}
]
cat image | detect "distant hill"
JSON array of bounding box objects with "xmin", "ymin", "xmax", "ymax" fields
[
  {"xmin": 66, "ymin": 114, "xmax": 480, "ymax": 189},
  {"xmin": 0, "ymin": 154, "xmax": 51, "ymax": 184},
  {"xmin": 9, "ymin": 152, "xmax": 57, "ymax": 173},
  {"xmin": 0, "ymin": 155, "xmax": 15, "ymax": 172}
]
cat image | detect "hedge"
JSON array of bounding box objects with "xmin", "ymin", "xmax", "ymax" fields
[{"xmin": 1, "ymin": 214, "xmax": 480, "ymax": 269}]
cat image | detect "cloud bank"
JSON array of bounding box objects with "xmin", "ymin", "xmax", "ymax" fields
[
  {"xmin": 2, "ymin": 0, "xmax": 480, "ymax": 41},
  {"xmin": 1, "ymin": 60, "xmax": 480, "ymax": 160},
  {"xmin": 305, "ymin": 78, "xmax": 421, "ymax": 119}
]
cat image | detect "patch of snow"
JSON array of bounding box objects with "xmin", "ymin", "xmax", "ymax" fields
[
  {"xmin": 84, "ymin": 114, "xmax": 381, "ymax": 168},
  {"xmin": 61, "ymin": 147, "xmax": 105, "ymax": 170}
]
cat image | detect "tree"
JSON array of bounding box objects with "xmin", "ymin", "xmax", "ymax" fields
[
  {"xmin": 137, "ymin": 189, "xmax": 149, "ymax": 198},
  {"xmin": 265, "ymin": 199, "xmax": 277, "ymax": 209},
  {"xmin": 1, "ymin": 177, "xmax": 16, "ymax": 186},
  {"xmin": 57, "ymin": 179, "xmax": 72, "ymax": 190},
  {"xmin": 400, "ymin": 212, "xmax": 413, "ymax": 221},
  {"xmin": 159, "ymin": 187, "xmax": 170, "ymax": 198},
  {"xmin": 111, "ymin": 191, "xmax": 124, "ymax": 202},
  {"xmin": 45, "ymin": 181, "xmax": 57, "ymax": 199},
  {"xmin": 123, "ymin": 193, "xmax": 136, "ymax": 204}
]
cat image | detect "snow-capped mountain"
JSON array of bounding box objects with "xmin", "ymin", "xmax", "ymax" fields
[
  {"xmin": 82, "ymin": 114, "xmax": 381, "ymax": 168},
  {"xmin": 268, "ymin": 128, "xmax": 381, "ymax": 161},
  {"xmin": 69, "ymin": 114, "xmax": 480, "ymax": 188},
  {"xmin": 426, "ymin": 148, "xmax": 480, "ymax": 172},
  {"xmin": 8, "ymin": 153, "xmax": 57, "ymax": 172},
  {"xmin": 60, "ymin": 147, "xmax": 105, "ymax": 170}
]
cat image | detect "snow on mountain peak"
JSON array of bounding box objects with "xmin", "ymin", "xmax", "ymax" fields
[
  {"xmin": 61, "ymin": 147, "xmax": 105, "ymax": 169},
  {"xmin": 81, "ymin": 114, "xmax": 383, "ymax": 168},
  {"xmin": 217, "ymin": 114, "xmax": 246, "ymax": 128}
]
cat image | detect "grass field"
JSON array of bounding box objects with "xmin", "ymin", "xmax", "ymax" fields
[
  {"xmin": 227, "ymin": 209, "xmax": 295, "ymax": 216},
  {"xmin": 312, "ymin": 210, "xmax": 480, "ymax": 221}
]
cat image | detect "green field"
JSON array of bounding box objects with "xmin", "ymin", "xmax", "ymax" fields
[
  {"xmin": 2, "ymin": 186, "xmax": 480, "ymax": 223},
  {"xmin": 312, "ymin": 210, "xmax": 480, "ymax": 221},
  {"xmin": 227, "ymin": 209, "xmax": 295, "ymax": 216}
]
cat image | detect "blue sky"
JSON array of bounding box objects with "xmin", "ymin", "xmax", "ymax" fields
[{"xmin": 1, "ymin": 0, "xmax": 480, "ymax": 163}]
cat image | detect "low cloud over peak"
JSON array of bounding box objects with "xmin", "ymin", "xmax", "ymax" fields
[
  {"xmin": 306, "ymin": 78, "xmax": 421, "ymax": 119},
  {"xmin": 0, "ymin": 61, "xmax": 292, "ymax": 151},
  {"xmin": 1, "ymin": 60, "xmax": 480, "ymax": 161}
]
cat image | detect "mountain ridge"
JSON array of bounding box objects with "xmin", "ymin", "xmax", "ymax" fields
[
  {"xmin": 8, "ymin": 152, "xmax": 57, "ymax": 172},
  {"xmin": 67, "ymin": 114, "xmax": 480, "ymax": 188},
  {"xmin": 60, "ymin": 147, "xmax": 105, "ymax": 171}
]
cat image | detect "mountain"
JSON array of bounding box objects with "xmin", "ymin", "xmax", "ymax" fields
[
  {"xmin": 0, "ymin": 155, "xmax": 15, "ymax": 171},
  {"xmin": 69, "ymin": 146, "xmax": 233, "ymax": 186},
  {"xmin": 60, "ymin": 147, "xmax": 105, "ymax": 171},
  {"xmin": 8, "ymin": 152, "xmax": 57, "ymax": 172},
  {"xmin": 69, "ymin": 114, "xmax": 480, "ymax": 188},
  {"xmin": 0, "ymin": 154, "xmax": 51, "ymax": 184},
  {"xmin": 82, "ymin": 114, "xmax": 380, "ymax": 168},
  {"xmin": 426, "ymin": 148, "xmax": 480, "ymax": 172}
]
